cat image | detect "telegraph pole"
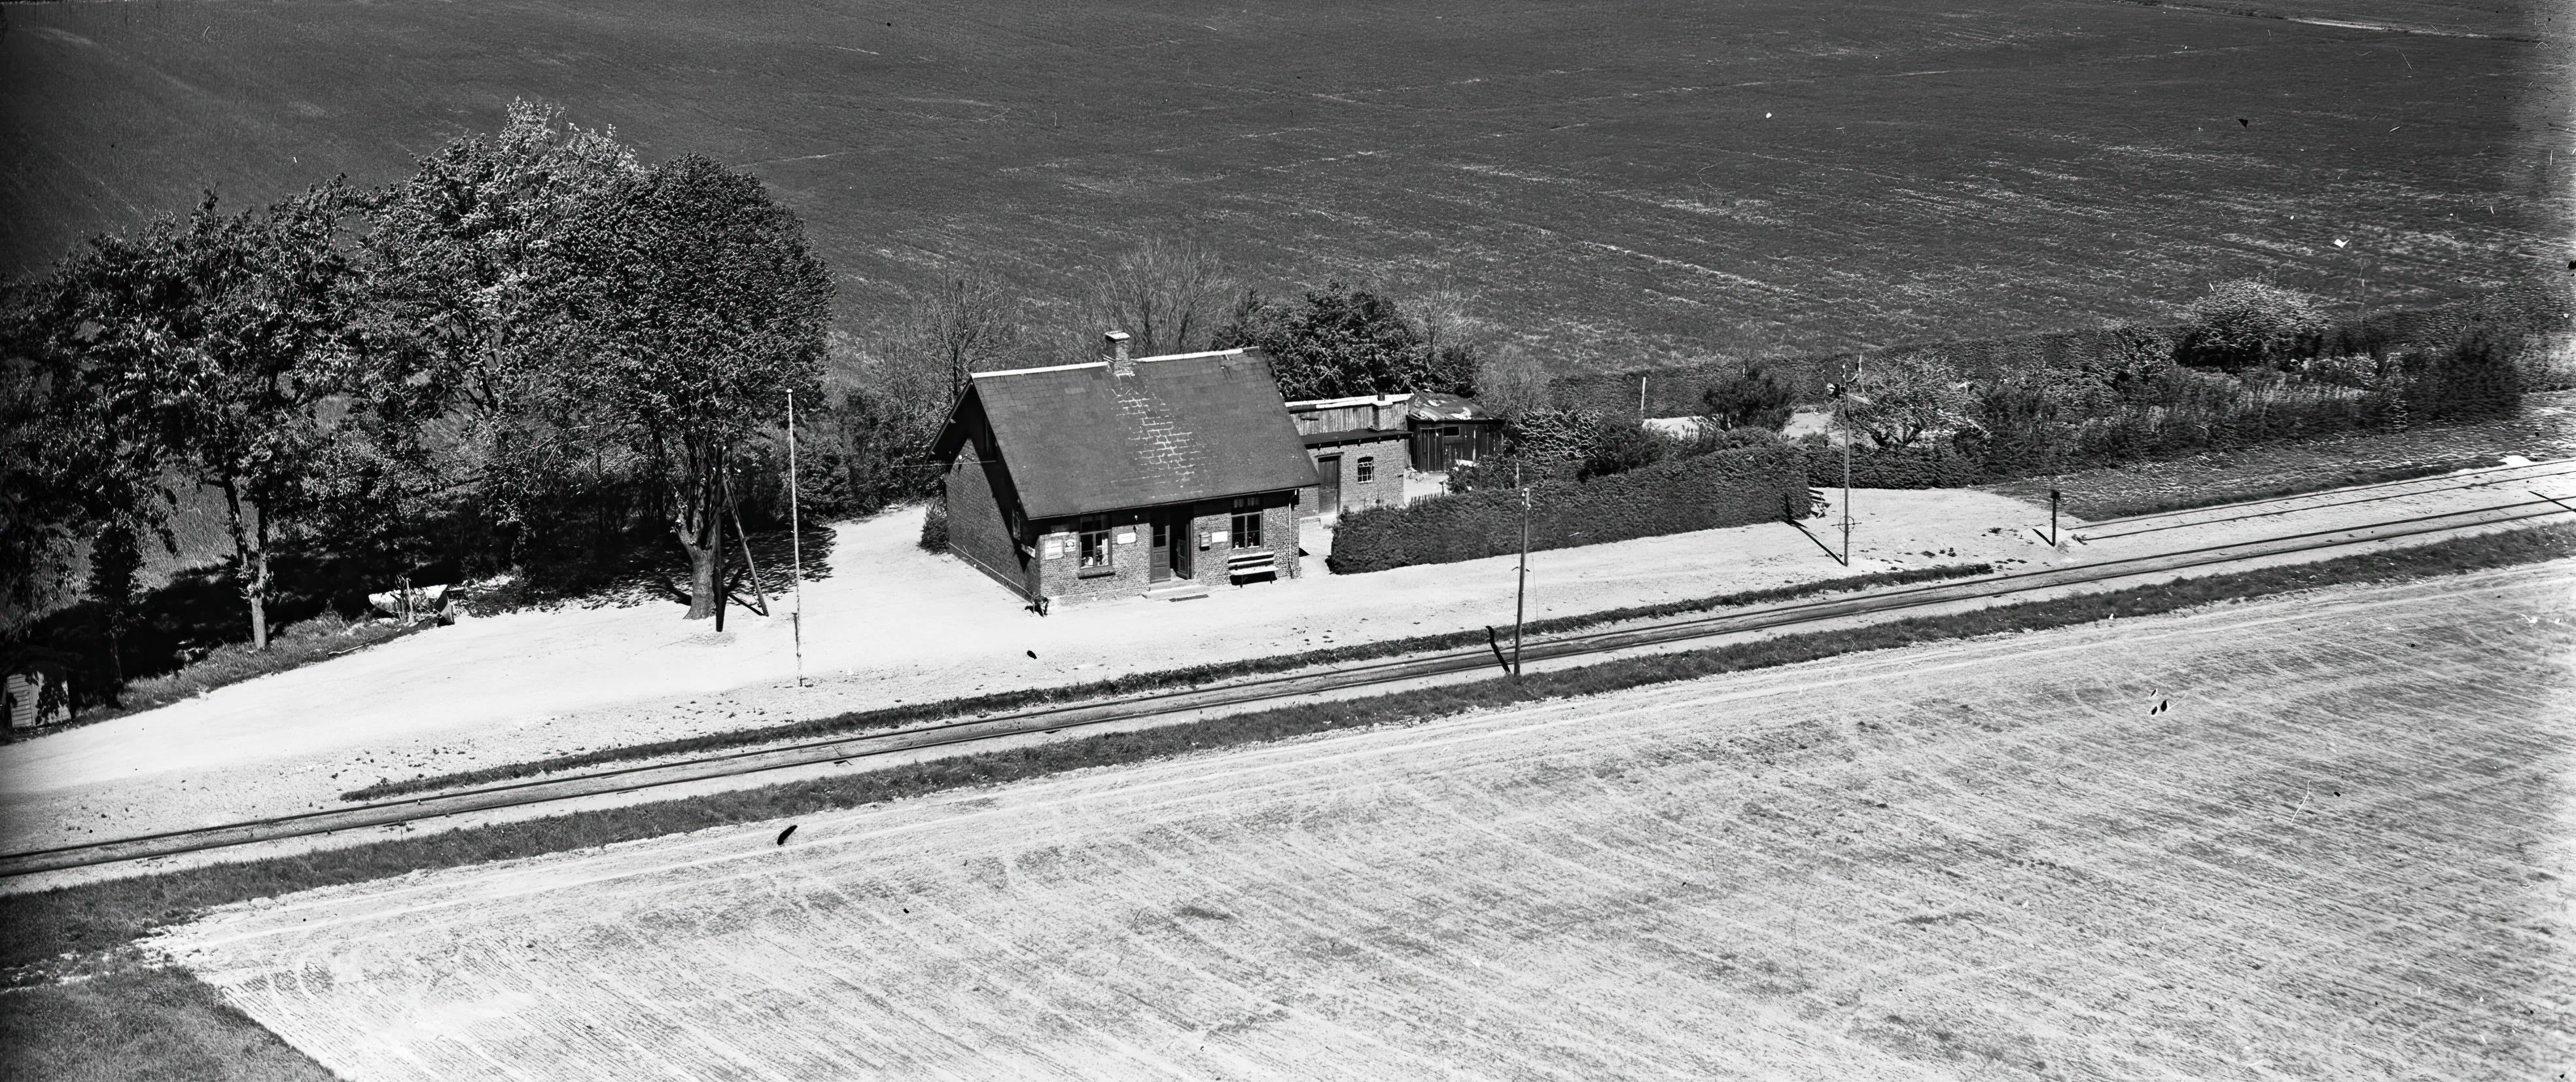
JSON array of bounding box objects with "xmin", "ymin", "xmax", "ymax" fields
[
  {"xmin": 1513, "ymin": 461, "xmax": 1530, "ymax": 677},
  {"xmin": 711, "ymin": 471, "xmax": 728, "ymax": 634},
  {"xmin": 787, "ymin": 389, "xmax": 805, "ymax": 687}
]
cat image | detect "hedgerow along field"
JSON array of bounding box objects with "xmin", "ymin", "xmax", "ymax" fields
[
  {"xmin": 152, "ymin": 564, "xmax": 2575, "ymax": 1080},
  {"xmin": 3, "ymin": 0, "xmax": 2566, "ymax": 373}
]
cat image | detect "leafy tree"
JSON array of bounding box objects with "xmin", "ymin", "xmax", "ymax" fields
[
  {"xmin": 529, "ymin": 154, "xmax": 832, "ymax": 619},
  {"xmin": 1699, "ymin": 361, "xmax": 1795, "ymax": 431},
  {"xmin": 1835, "ymin": 349, "xmax": 1980, "ymax": 448},
  {"xmin": 0, "ymin": 276, "xmax": 171, "ymax": 638},
  {"xmin": 359, "ymin": 100, "xmax": 642, "ymax": 567},
  {"xmin": 2178, "ymin": 280, "xmax": 2328, "ymax": 369},
  {"xmin": 12, "ymin": 187, "xmax": 361, "ymax": 651},
  {"xmin": 1090, "ymin": 236, "xmax": 1231, "ymax": 359},
  {"xmin": 1215, "ymin": 282, "xmax": 1455, "ymax": 400}
]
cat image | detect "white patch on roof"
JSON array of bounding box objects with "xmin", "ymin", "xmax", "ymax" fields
[
  {"xmin": 972, "ymin": 360, "xmax": 1109, "ymax": 379},
  {"xmin": 1134, "ymin": 348, "xmax": 1250, "ymax": 363}
]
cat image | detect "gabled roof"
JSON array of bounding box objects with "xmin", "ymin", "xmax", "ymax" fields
[{"xmin": 932, "ymin": 348, "xmax": 1317, "ymax": 520}]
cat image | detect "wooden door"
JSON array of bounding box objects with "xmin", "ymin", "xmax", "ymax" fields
[
  {"xmin": 1317, "ymin": 455, "xmax": 1342, "ymax": 515},
  {"xmin": 1150, "ymin": 518, "xmax": 1173, "ymax": 582}
]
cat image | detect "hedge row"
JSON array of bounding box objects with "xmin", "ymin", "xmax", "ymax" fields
[
  {"xmin": 1801, "ymin": 443, "xmax": 1983, "ymax": 490},
  {"xmin": 1328, "ymin": 444, "xmax": 1815, "ymax": 573}
]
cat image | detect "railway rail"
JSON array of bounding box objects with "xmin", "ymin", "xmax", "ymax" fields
[{"xmin": 5, "ymin": 495, "xmax": 2570, "ymax": 879}]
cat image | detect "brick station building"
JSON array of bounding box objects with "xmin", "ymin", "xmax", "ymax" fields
[{"xmin": 930, "ymin": 333, "xmax": 1314, "ymax": 605}]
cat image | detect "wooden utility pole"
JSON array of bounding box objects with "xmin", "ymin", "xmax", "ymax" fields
[
  {"xmin": 711, "ymin": 469, "xmax": 728, "ymax": 634},
  {"xmin": 787, "ymin": 389, "xmax": 805, "ymax": 687}
]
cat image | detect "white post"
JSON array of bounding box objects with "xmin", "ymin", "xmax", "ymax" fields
[
  {"xmin": 786, "ymin": 389, "xmax": 805, "ymax": 687},
  {"xmin": 1513, "ymin": 461, "xmax": 1528, "ymax": 677}
]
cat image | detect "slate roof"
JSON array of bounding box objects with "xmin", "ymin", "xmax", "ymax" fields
[{"xmin": 932, "ymin": 348, "xmax": 1318, "ymax": 520}]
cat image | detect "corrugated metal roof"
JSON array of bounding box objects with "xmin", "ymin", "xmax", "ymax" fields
[
  {"xmin": 1406, "ymin": 391, "xmax": 1495, "ymax": 422},
  {"xmin": 934, "ymin": 348, "xmax": 1317, "ymax": 520}
]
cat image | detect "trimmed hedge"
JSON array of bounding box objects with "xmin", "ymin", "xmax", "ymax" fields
[
  {"xmin": 1329, "ymin": 444, "xmax": 1814, "ymax": 573},
  {"xmin": 1801, "ymin": 442, "xmax": 1983, "ymax": 490}
]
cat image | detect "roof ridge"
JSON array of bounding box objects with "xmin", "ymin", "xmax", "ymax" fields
[{"xmin": 972, "ymin": 360, "xmax": 1110, "ymax": 380}]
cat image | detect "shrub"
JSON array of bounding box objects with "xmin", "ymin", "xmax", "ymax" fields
[
  {"xmin": 2177, "ymin": 280, "xmax": 2329, "ymax": 369},
  {"xmin": 1700, "ymin": 361, "xmax": 1795, "ymax": 431},
  {"xmin": 1578, "ymin": 418, "xmax": 1667, "ymax": 480},
  {"xmin": 1329, "ymin": 444, "xmax": 1814, "ymax": 573},
  {"xmin": 917, "ymin": 498, "xmax": 949, "ymax": 552}
]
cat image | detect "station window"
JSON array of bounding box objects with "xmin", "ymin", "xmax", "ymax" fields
[
  {"xmin": 1078, "ymin": 516, "xmax": 1112, "ymax": 573},
  {"xmin": 1356, "ymin": 456, "xmax": 1375, "ymax": 484},
  {"xmin": 1230, "ymin": 509, "xmax": 1263, "ymax": 549}
]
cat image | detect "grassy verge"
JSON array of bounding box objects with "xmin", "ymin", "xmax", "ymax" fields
[
  {"xmin": 346, "ymin": 562, "xmax": 1994, "ymax": 801},
  {"xmin": 2070, "ymin": 459, "xmax": 2499, "ymax": 521},
  {"xmin": 0, "ymin": 966, "xmax": 339, "ymax": 1082},
  {"xmin": 6, "ymin": 524, "xmax": 2568, "ymax": 979},
  {"xmin": 18, "ymin": 620, "xmax": 434, "ymax": 742},
  {"xmin": 1985, "ymin": 393, "xmax": 2574, "ymax": 520}
]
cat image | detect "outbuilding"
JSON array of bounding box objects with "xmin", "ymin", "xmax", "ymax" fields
[
  {"xmin": 1404, "ymin": 391, "xmax": 1504, "ymax": 473},
  {"xmin": 1282, "ymin": 393, "xmax": 1413, "ymax": 520},
  {"xmin": 930, "ymin": 334, "xmax": 1316, "ymax": 605}
]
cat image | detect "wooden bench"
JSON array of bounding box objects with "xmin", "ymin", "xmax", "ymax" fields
[{"xmin": 1226, "ymin": 550, "xmax": 1278, "ymax": 583}]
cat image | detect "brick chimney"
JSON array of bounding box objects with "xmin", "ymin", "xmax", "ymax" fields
[{"xmin": 1103, "ymin": 331, "xmax": 1133, "ymax": 377}]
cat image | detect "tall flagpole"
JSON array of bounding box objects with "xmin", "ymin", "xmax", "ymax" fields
[{"xmin": 786, "ymin": 389, "xmax": 805, "ymax": 687}]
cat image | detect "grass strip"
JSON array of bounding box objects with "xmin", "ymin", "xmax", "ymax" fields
[
  {"xmin": 2069, "ymin": 456, "xmax": 2503, "ymax": 521},
  {"xmin": 0, "ymin": 966, "xmax": 338, "ymax": 1082},
  {"xmin": 5, "ymin": 525, "xmax": 2568, "ymax": 977},
  {"xmin": 18, "ymin": 620, "xmax": 436, "ymax": 742},
  {"xmin": 345, "ymin": 562, "xmax": 1993, "ymax": 800}
]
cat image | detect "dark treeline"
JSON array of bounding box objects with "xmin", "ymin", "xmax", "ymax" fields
[
  {"xmin": 2, "ymin": 103, "xmax": 834, "ymax": 710},
  {"xmin": 1, "ymin": 106, "xmax": 1506, "ymax": 710}
]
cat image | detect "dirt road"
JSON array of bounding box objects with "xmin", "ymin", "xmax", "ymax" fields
[{"xmin": 156, "ymin": 561, "xmax": 2576, "ymax": 1081}]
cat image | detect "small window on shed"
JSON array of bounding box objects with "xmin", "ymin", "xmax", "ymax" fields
[
  {"xmin": 1441, "ymin": 425, "xmax": 1460, "ymax": 437},
  {"xmin": 1230, "ymin": 510, "xmax": 1263, "ymax": 549},
  {"xmin": 1356, "ymin": 456, "xmax": 1375, "ymax": 484}
]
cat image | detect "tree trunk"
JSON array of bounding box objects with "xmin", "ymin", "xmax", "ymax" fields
[
  {"xmin": 680, "ymin": 522, "xmax": 720, "ymax": 619},
  {"xmin": 220, "ymin": 481, "xmax": 272, "ymax": 651}
]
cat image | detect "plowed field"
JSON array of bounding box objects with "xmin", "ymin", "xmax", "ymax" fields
[
  {"xmin": 160, "ymin": 562, "xmax": 2576, "ymax": 1080},
  {"xmin": 5, "ymin": 0, "xmax": 2566, "ymax": 364}
]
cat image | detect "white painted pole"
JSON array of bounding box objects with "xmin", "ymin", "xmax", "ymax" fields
[
  {"xmin": 786, "ymin": 389, "xmax": 805, "ymax": 688},
  {"xmin": 1513, "ymin": 461, "xmax": 1528, "ymax": 677}
]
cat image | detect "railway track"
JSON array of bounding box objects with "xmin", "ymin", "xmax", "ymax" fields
[{"xmin": 5, "ymin": 495, "xmax": 2569, "ymax": 879}]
